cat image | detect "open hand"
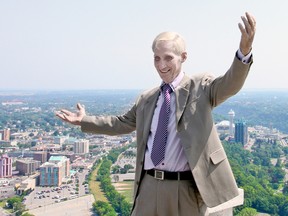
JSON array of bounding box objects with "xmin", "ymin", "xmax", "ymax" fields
[
  {"xmin": 56, "ymin": 103, "xmax": 86, "ymax": 126},
  {"xmin": 238, "ymin": 12, "xmax": 256, "ymax": 56}
]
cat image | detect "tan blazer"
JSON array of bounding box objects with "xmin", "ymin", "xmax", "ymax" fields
[{"xmin": 81, "ymin": 56, "xmax": 252, "ymax": 208}]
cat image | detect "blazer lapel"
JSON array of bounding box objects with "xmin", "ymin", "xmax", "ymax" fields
[
  {"xmin": 175, "ymin": 75, "xmax": 191, "ymax": 125},
  {"xmin": 142, "ymin": 88, "xmax": 160, "ymax": 143}
]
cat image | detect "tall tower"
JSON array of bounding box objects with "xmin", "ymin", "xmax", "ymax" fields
[
  {"xmin": 235, "ymin": 120, "xmax": 248, "ymax": 145},
  {"xmin": 74, "ymin": 139, "xmax": 89, "ymax": 155},
  {"xmin": 0, "ymin": 128, "xmax": 10, "ymax": 141},
  {"xmin": 228, "ymin": 109, "xmax": 235, "ymax": 137},
  {"xmin": 0, "ymin": 154, "xmax": 12, "ymax": 178}
]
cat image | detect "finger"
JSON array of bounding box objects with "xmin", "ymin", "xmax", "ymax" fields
[
  {"xmin": 245, "ymin": 12, "xmax": 256, "ymax": 28},
  {"xmin": 61, "ymin": 112, "xmax": 74, "ymax": 123},
  {"xmin": 241, "ymin": 16, "xmax": 251, "ymax": 33},
  {"xmin": 55, "ymin": 112, "xmax": 67, "ymax": 121},
  {"xmin": 242, "ymin": 13, "xmax": 256, "ymax": 36},
  {"xmin": 77, "ymin": 103, "xmax": 86, "ymax": 115},
  {"xmin": 238, "ymin": 23, "xmax": 246, "ymax": 36},
  {"xmin": 60, "ymin": 109, "xmax": 73, "ymax": 116},
  {"xmin": 55, "ymin": 111, "xmax": 62, "ymax": 118},
  {"xmin": 77, "ymin": 103, "xmax": 83, "ymax": 110}
]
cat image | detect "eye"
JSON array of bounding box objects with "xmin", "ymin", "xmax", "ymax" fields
[
  {"xmin": 154, "ymin": 56, "xmax": 160, "ymax": 61},
  {"xmin": 165, "ymin": 56, "xmax": 173, "ymax": 61}
]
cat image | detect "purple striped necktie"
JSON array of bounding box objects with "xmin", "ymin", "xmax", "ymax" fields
[{"xmin": 151, "ymin": 84, "xmax": 172, "ymax": 166}]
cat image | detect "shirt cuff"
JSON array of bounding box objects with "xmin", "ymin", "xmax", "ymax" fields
[{"xmin": 236, "ymin": 49, "xmax": 252, "ymax": 64}]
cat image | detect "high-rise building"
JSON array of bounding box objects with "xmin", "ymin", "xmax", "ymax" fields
[
  {"xmin": 0, "ymin": 128, "xmax": 10, "ymax": 141},
  {"xmin": 39, "ymin": 162, "xmax": 61, "ymax": 186},
  {"xmin": 16, "ymin": 159, "xmax": 41, "ymax": 176},
  {"xmin": 39, "ymin": 156, "xmax": 70, "ymax": 186},
  {"xmin": 49, "ymin": 156, "xmax": 70, "ymax": 177},
  {"xmin": 228, "ymin": 109, "xmax": 235, "ymax": 137},
  {"xmin": 235, "ymin": 120, "xmax": 248, "ymax": 145},
  {"xmin": 74, "ymin": 139, "xmax": 89, "ymax": 155},
  {"xmin": 0, "ymin": 154, "xmax": 12, "ymax": 178}
]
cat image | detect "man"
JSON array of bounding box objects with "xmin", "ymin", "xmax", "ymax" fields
[{"xmin": 56, "ymin": 12, "xmax": 256, "ymax": 216}]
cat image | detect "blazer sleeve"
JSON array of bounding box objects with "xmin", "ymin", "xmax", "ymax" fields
[
  {"xmin": 80, "ymin": 104, "xmax": 137, "ymax": 136},
  {"xmin": 202, "ymin": 55, "xmax": 253, "ymax": 107}
]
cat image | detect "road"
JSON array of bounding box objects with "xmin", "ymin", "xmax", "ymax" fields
[{"xmin": 0, "ymin": 207, "xmax": 10, "ymax": 216}]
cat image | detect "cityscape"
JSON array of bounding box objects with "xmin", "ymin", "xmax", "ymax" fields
[
  {"xmin": 1, "ymin": 1, "xmax": 288, "ymax": 215},
  {"xmin": 0, "ymin": 89, "xmax": 288, "ymax": 216}
]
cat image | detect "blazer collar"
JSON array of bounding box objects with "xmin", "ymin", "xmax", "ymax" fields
[
  {"xmin": 142, "ymin": 88, "xmax": 160, "ymax": 142},
  {"xmin": 175, "ymin": 75, "xmax": 191, "ymax": 124}
]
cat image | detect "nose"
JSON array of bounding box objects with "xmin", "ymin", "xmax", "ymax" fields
[{"xmin": 157, "ymin": 60, "xmax": 166, "ymax": 70}]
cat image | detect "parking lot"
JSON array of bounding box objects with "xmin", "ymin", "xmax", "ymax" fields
[{"xmin": 24, "ymin": 169, "xmax": 90, "ymax": 211}]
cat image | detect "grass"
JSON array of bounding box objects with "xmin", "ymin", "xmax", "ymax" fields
[
  {"xmin": 0, "ymin": 200, "xmax": 6, "ymax": 208},
  {"xmin": 89, "ymin": 160, "xmax": 135, "ymax": 205},
  {"xmin": 0, "ymin": 200, "xmax": 13, "ymax": 214},
  {"xmin": 89, "ymin": 162, "xmax": 108, "ymax": 202},
  {"xmin": 112, "ymin": 180, "xmax": 134, "ymax": 204}
]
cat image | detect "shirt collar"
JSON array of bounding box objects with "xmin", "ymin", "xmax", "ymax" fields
[{"xmin": 161, "ymin": 71, "xmax": 185, "ymax": 92}]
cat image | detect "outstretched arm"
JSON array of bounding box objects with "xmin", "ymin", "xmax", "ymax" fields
[
  {"xmin": 56, "ymin": 103, "xmax": 86, "ymax": 126},
  {"xmin": 238, "ymin": 12, "xmax": 256, "ymax": 56}
]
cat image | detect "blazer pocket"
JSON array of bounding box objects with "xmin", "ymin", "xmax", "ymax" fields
[{"xmin": 210, "ymin": 148, "xmax": 227, "ymax": 165}]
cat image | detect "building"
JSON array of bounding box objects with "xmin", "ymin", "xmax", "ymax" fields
[
  {"xmin": 49, "ymin": 156, "xmax": 70, "ymax": 177},
  {"xmin": 39, "ymin": 162, "xmax": 61, "ymax": 186},
  {"xmin": 7, "ymin": 150, "xmax": 47, "ymax": 163},
  {"xmin": 74, "ymin": 139, "xmax": 89, "ymax": 155},
  {"xmin": 0, "ymin": 154, "xmax": 12, "ymax": 178},
  {"xmin": 216, "ymin": 120, "xmax": 230, "ymax": 134},
  {"xmin": 54, "ymin": 136, "xmax": 67, "ymax": 146},
  {"xmin": 33, "ymin": 151, "xmax": 48, "ymax": 163},
  {"xmin": 16, "ymin": 177, "xmax": 37, "ymax": 195},
  {"xmin": 48, "ymin": 151, "xmax": 75, "ymax": 162},
  {"xmin": 235, "ymin": 120, "xmax": 248, "ymax": 145},
  {"xmin": 16, "ymin": 159, "xmax": 41, "ymax": 176},
  {"xmin": 228, "ymin": 109, "xmax": 235, "ymax": 137},
  {"xmin": 0, "ymin": 128, "xmax": 10, "ymax": 141},
  {"xmin": 39, "ymin": 156, "xmax": 70, "ymax": 186},
  {"xmin": 31, "ymin": 144, "xmax": 61, "ymax": 152}
]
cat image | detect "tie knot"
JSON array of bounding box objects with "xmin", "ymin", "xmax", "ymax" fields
[{"xmin": 162, "ymin": 84, "xmax": 172, "ymax": 94}]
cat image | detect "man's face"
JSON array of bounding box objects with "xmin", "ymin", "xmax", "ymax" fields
[{"xmin": 153, "ymin": 40, "xmax": 185, "ymax": 84}]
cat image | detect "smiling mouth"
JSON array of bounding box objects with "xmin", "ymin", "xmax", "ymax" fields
[{"xmin": 160, "ymin": 69, "xmax": 170, "ymax": 73}]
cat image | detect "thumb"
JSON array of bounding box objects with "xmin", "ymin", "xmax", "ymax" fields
[{"xmin": 76, "ymin": 103, "xmax": 84, "ymax": 111}]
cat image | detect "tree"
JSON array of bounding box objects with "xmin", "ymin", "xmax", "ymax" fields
[
  {"xmin": 93, "ymin": 201, "xmax": 116, "ymax": 216},
  {"xmin": 6, "ymin": 196, "xmax": 22, "ymax": 209},
  {"xmin": 236, "ymin": 207, "xmax": 257, "ymax": 216},
  {"xmin": 112, "ymin": 165, "xmax": 121, "ymax": 174},
  {"xmin": 13, "ymin": 202, "xmax": 25, "ymax": 216},
  {"xmin": 283, "ymin": 183, "xmax": 288, "ymax": 195}
]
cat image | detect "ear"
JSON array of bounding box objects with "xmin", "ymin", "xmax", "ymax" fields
[{"xmin": 181, "ymin": 52, "xmax": 187, "ymax": 63}]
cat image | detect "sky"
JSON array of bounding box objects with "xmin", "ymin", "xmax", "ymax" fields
[{"xmin": 0, "ymin": 0, "xmax": 287, "ymax": 90}]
